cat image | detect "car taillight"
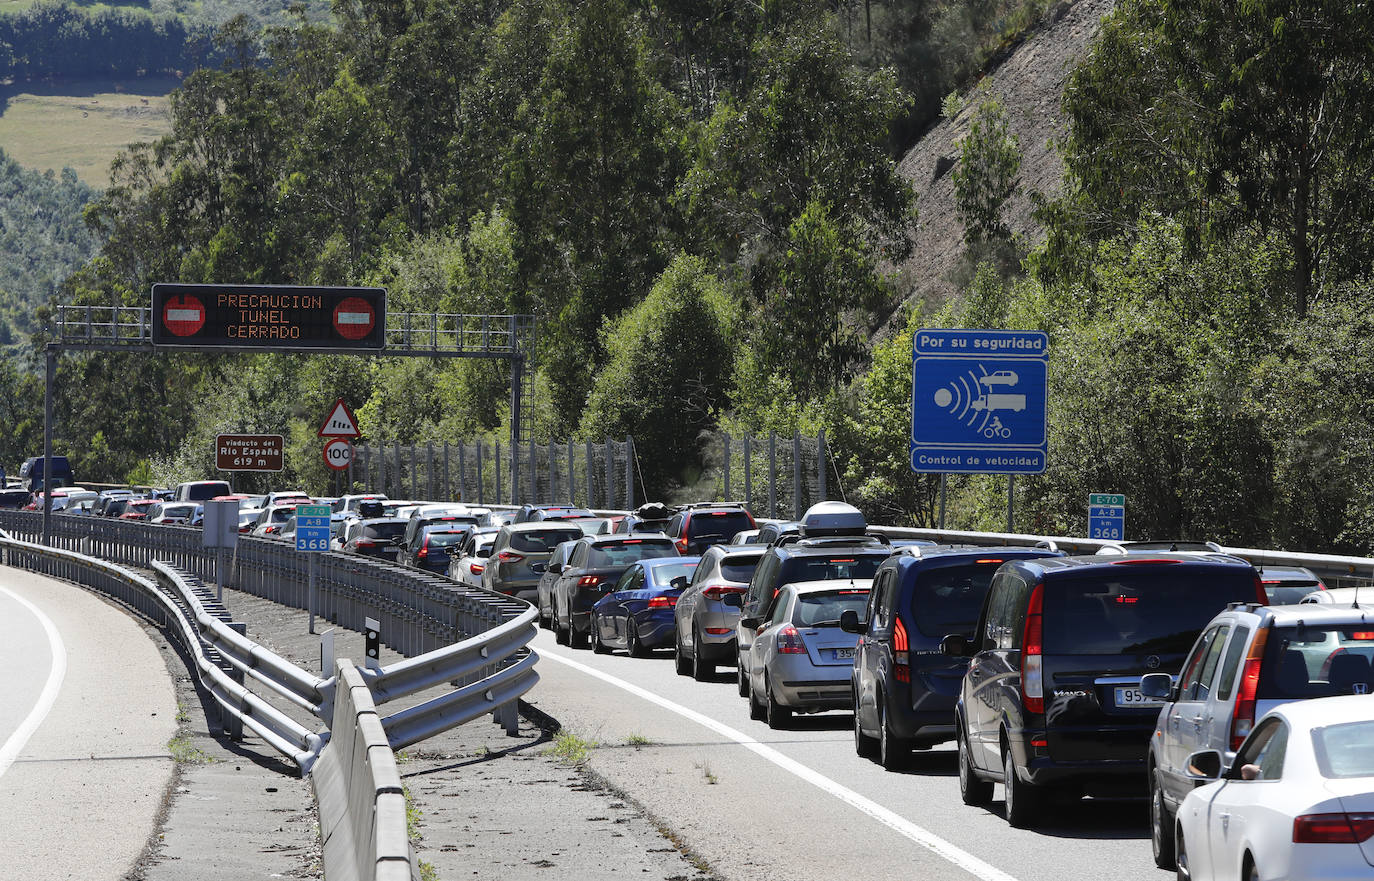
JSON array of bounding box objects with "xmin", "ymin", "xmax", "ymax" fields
[
  {"xmin": 776, "ymin": 624, "xmax": 806, "ymax": 654},
  {"xmin": 356, "ymin": 539, "xmax": 376, "ymax": 548},
  {"xmin": 647, "ymin": 596, "xmax": 677, "ymax": 609},
  {"xmin": 1021, "ymin": 583, "xmax": 1044, "ymax": 714},
  {"xmin": 1254, "ymin": 573, "xmax": 1268, "ymax": 604},
  {"xmin": 1294, "ymin": 813, "xmax": 1374, "ymax": 843},
  {"xmin": 1231, "ymin": 625, "xmax": 1269, "ymax": 750},
  {"xmin": 702, "ymin": 585, "xmax": 745, "ymax": 600},
  {"xmin": 470, "ymin": 562, "xmax": 485, "ymax": 575},
  {"xmin": 497, "ymin": 550, "xmax": 524, "ymax": 563},
  {"xmin": 705, "ymin": 627, "xmax": 732, "ymax": 635},
  {"xmin": 417, "ymin": 548, "xmax": 429, "ymax": 559},
  {"xmin": 676, "ymin": 537, "xmax": 689, "ymax": 553},
  {"xmin": 893, "ymin": 616, "xmax": 910, "ymax": 683},
  {"xmin": 578, "ymin": 575, "xmax": 602, "ymax": 587}
]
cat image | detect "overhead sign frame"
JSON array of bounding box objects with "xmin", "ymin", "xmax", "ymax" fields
[
  {"xmin": 152, "ymin": 283, "xmax": 386, "ymax": 350},
  {"xmin": 910, "ymin": 328, "xmax": 1049, "ymax": 474}
]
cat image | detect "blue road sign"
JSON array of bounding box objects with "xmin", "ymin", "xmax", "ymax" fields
[
  {"xmin": 295, "ymin": 503, "xmax": 332, "ymax": 552},
  {"xmin": 910, "ymin": 329, "xmax": 1049, "ymax": 474},
  {"xmin": 1088, "ymin": 494, "xmax": 1126, "ymax": 540}
]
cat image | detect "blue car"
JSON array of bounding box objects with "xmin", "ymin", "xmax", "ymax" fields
[{"xmin": 591, "ymin": 556, "xmax": 702, "ymax": 657}]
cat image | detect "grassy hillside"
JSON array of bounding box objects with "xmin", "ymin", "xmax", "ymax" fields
[{"xmin": 0, "ymin": 79, "xmax": 175, "ymax": 186}]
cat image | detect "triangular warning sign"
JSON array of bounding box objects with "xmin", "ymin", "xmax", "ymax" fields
[{"xmin": 318, "ymin": 399, "xmax": 361, "ymax": 438}]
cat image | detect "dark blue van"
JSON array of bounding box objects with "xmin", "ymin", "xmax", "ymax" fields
[
  {"xmin": 843, "ymin": 545, "xmax": 1063, "ymax": 770},
  {"xmin": 19, "ymin": 455, "xmax": 74, "ymax": 492}
]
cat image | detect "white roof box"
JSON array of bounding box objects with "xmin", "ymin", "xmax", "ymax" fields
[{"xmin": 798, "ymin": 501, "xmax": 867, "ymax": 538}]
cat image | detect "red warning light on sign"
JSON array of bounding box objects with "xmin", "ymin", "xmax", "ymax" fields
[
  {"xmin": 333, "ymin": 297, "xmax": 376, "ymax": 341},
  {"xmin": 163, "ymin": 293, "xmax": 206, "ymax": 337}
]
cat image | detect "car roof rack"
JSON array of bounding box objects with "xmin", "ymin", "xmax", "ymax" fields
[{"xmin": 678, "ymin": 501, "xmax": 748, "ymax": 511}]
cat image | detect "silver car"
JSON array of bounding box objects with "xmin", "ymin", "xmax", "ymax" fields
[
  {"xmin": 673, "ymin": 544, "xmax": 763, "ymax": 680},
  {"xmin": 743, "ymin": 580, "xmax": 872, "ymax": 729},
  {"xmin": 447, "ymin": 528, "xmax": 499, "ymax": 587}
]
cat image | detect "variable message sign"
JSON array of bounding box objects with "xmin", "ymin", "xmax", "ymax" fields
[{"xmin": 152, "ymin": 284, "xmax": 386, "ymax": 350}]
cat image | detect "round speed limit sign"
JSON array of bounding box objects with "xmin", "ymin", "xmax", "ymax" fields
[{"xmin": 323, "ymin": 438, "xmax": 354, "ymax": 471}]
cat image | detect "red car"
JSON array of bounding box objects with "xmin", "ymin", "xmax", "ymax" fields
[{"xmin": 119, "ymin": 499, "xmax": 159, "ymax": 520}]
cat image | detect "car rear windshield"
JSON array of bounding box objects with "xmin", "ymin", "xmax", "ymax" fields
[
  {"xmin": 793, "ymin": 589, "xmax": 871, "ymax": 626},
  {"xmin": 186, "ymin": 482, "xmax": 231, "ymax": 501},
  {"xmin": 649, "ymin": 561, "xmax": 700, "ymax": 587},
  {"xmin": 688, "ymin": 511, "xmax": 754, "ymax": 540},
  {"xmin": 1259, "ymin": 625, "xmax": 1374, "ymax": 699},
  {"xmin": 1264, "ymin": 582, "xmax": 1323, "ymax": 605},
  {"xmin": 364, "ymin": 522, "xmax": 406, "ymax": 540},
  {"xmin": 778, "ymin": 554, "xmax": 884, "ymax": 585},
  {"xmin": 511, "ymin": 528, "xmax": 585, "ymax": 553},
  {"xmin": 1042, "ymin": 567, "xmax": 1257, "ymax": 655},
  {"xmin": 425, "ymin": 532, "xmax": 467, "ymax": 548},
  {"xmin": 1314, "ymin": 721, "xmax": 1374, "ymax": 779},
  {"xmin": 587, "ymin": 539, "xmax": 677, "ymax": 568},
  {"xmin": 908, "ymin": 563, "xmax": 1000, "ymax": 637},
  {"xmin": 720, "ymin": 554, "xmax": 763, "ymax": 583}
]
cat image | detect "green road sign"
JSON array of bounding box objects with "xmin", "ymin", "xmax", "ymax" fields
[{"xmin": 1088, "ymin": 493, "xmax": 1125, "ymax": 507}]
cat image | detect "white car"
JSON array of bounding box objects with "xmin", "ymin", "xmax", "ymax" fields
[{"xmin": 1176, "ymin": 694, "xmax": 1374, "ymax": 881}]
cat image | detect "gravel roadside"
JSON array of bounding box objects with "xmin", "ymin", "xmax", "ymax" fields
[{"xmin": 124, "ymin": 583, "xmax": 716, "ymax": 881}]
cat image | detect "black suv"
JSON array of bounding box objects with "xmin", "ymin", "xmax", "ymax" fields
[
  {"xmin": 845, "ymin": 546, "xmax": 1063, "ymax": 770},
  {"xmin": 946, "ymin": 552, "xmax": 1264, "ymax": 827},
  {"xmin": 550, "ymin": 534, "xmax": 679, "ymax": 647},
  {"xmin": 665, "ymin": 503, "xmax": 757, "ymax": 555}
]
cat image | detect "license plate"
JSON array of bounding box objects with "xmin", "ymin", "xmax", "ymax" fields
[
  {"xmin": 1115, "ymin": 687, "xmax": 1163, "ymax": 708},
  {"xmin": 832, "ymin": 648, "xmax": 856, "ymax": 660}
]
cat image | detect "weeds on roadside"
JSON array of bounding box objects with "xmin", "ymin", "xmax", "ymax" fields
[
  {"xmin": 548, "ymin": 729, "xmax": 596, "ymax": 765},
  {"xmin": 167, "ymin": 734, "xmax": 214, "ymax": 764},
  {"xmin": 625, "ymin": 733, "xmax": 653, "ymax": 747}
]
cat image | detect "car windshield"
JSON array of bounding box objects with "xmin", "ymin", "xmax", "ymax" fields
[
  {"xmin": 1042, "ymin": 568, "xmax": 1257, "ymax": 655},
  {"xmin": 511, "ymin": 528, "xmax": 585, "ymax": 553},
  {"xmin": 587, "ymin": 539, "xmax": 677, "ymax": 568},
  {"xmin": 1259, "ymin": 625, "xmax": 1374, "ymax": 699},
  {"xmin": 363, "ymin": 522, "xmax": 406, "ymax": 540},
  {"xmin": 649, "ymin": 561, "xmax": 699, "ymax": 587},
  {"xmin": 1314, "ymin": 721, "xmax": 1374, "ymax": 778},
  {"xmin": 908, "ymin": 563, "xmax": 1000, "ymax": 637},
  {"xmin": 793, "ymin": 589, "xmax": 871, "ymax": 627},
  {"xmin": 720, "ymin": 554, "xmax": 763, "ymax": 583}
]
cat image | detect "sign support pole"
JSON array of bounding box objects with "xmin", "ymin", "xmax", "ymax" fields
[
  {"xmin": 938, "ymin": 474, "xmax": 947, "ymax": 529},
  {"xmin": 308, "ymin": 552, "xmax": 318, "ymax": 635},
  {"xmin": 1007, "ymin": 475, "xmax": 1016, "ymax": 533}
]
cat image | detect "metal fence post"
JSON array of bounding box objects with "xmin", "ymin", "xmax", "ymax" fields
[
  {"xmin": 458, "ymin": 442, "xmax": 467, "ymax": 502},
  {"xmin": 495, "ymin": 440, "xmax": 503, "ymax": 502},
  {"xmin": 394, "ymin": 441, "xmax": 403, "ymax": 499},
  {"xmin": 568, "ymin": 440, "xmax": 576, "ymax": 507},
  {"xmin": 817, "ymin": 429, "xmax": 827, "ymax": 500},
  {"xmin": 743, "ymin": 435, "xmax": 752, "ymax": 513},
  {"xmin": 427, "ymin": 441, "xmax": 435, "ymax": 500},
  {"xmin": 768, "ymin": 432, "xmax": 777, "ymax": 519},
  {"xmin": 529, "ymin": 439, "xmax": 537, "ymax": 504},
  {"xmin": 585, "ymin": 440, "xmax": 594, "ymax": 509},
  {"xmin": 792, "ymin": 430, "xmax": 803, "ymax": 517},
  {"xmin": 547, "ymin": 443, "xmax": 557, "ymax": 504},
  {"xmin": 723, "ymin": 434, "xmax": 731, "ymax": 501},
  {"xmin": 624, "ymin": 437, "xmax": 634, "ymax": 509},
  {"xmin": 604, "ymin": 438, "xmax": 615, "ymax": 510},
  {"xmin": 411, "ymin": 444, "xmax": 420, "ymax": 499},
  {"xmin": 443, "ymin": 442, "xmax": 451, "ymax": 501}
]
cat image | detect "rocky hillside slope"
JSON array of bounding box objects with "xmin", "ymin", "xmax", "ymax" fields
[{"xmin": 889, "ymin": 0, "xmax": 1116, "ymax": 314}]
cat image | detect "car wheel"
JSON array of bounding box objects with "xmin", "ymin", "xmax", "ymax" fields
[
  {"xmin": 540, "ymin": 597, "xmax": 552, "ymax": 630},
  {"xmin": 570, "ymin": 620, "xmax": 589, "ymax": 649},
  {"xmin": 1003, "ymin": 746, "xmax": 1040, "ymax": 829},
  {"xmin": 554, "ymin": 600, "xmax": 570, "ymax": 646},
  {"xmin": 1244, "ymin": 855, "xmax": 1259, "ymax": 881},
  {"xmin": 957, "ymin": 729, "xmax": 993, "ymax": 805},
  {"xmin": 592, "ymin": 624, "xmax": 610, "ymax": 654},
  {"xmin": 748, "ymin": 676, "xmax": 765, "ymax": 721},
  {"xmin": 1151, "ymin": 768, "xmax": 1177, "ymax": 869},
  {"xmin": 878, "ymin": 698, "xmax": 909, "ymax": 771},
  {"xmin": 854, "ymin": 687, "xmax": 878, "ymax": 759},
  {"xmin": 1175, "ymin": 824, "xmax": 1191, "ymax": 881},
  {"xmin": 626, "ymin": 621, "xmax": 646, "ymax": 658},
  {"xmin": 737, "ymin": 655, "xmax": 750, "ymax": 698},
  {"xmin": 691, "ymin": 631, "xmax": 714, "ymax": 681},
  {"xmin": 674, "ymin": 633, "xmax": 692, "ymax": 675},
  {"xmin": 764, "ymin": 674, "xmax": 791, "ymax": 730}
]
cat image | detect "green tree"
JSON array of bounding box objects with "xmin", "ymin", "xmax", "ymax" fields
[{"xmin": 952, "ymin": 96, "xmax": 1020, "ymax": 244}]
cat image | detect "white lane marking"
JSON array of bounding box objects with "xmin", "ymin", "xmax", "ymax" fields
[
  {"xmin": 165, "ymin": 308, "xmax": 202, "ymax": 322},
  {"xmin": 336, "ymin": 312, "xmax": 372, "ymax": 325},
  {"xmin": 539, "ymin": 649, "xmax": 1019, "ymax": 881},
  {"xmin": 0, "ymin": 585, "xmax": 68, "ymax": 779}
]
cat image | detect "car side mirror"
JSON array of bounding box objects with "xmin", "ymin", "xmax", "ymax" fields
[
  {"xmin": 739, "ymin": 616, "xmax": 761, "ymax": 629},
  {"xmin": 721, "ymin": 592, "xmax": 743, "ymax": 609},
  {"xmin": 940, "ymin": 634, "xmax": 972, "ymax": 657},
  {"xmin": 1184, "ymin": 749, "xmax": 1224, "ymax": 781},
  {"xmin": 670, "ymin": 575, "xmax": 688, "ymax": 590},
  {"xmin": 1140, "ymin": 672, "xmax": 1174, "ymax": 701},
  {"xmin": 548, "ymin": 562, "xmax": 563, "ymax": 574},
  {"xmin": 839, "ymin": 610, "xmax": 863, "ymax": 634},
  {"xmin": 530, "ymin": 561, "xmax": 547, "ymax": 574}
]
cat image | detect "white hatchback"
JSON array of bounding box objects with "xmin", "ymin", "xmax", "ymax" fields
[{"xmin": 1176, "ymin": 694, "xmax": 1374, "ymax": 881}]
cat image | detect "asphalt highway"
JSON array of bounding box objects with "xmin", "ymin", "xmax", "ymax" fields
[
  {"xmin": 523, "ymin": 629, "xmax": 1167, "ymax": 881},
  {"xmin": 0, "ymin": 568, "xmax": 177, "ymax": 880}
]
